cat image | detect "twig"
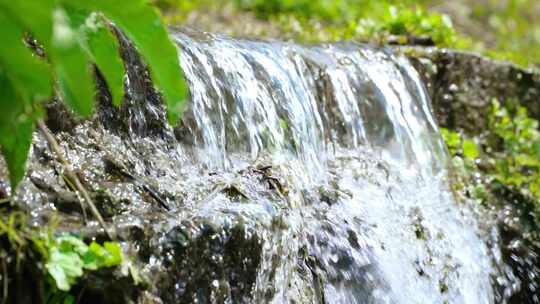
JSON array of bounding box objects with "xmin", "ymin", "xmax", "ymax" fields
[
  {"xmin": 37, "ymin": 120, "xmax": 116, "ymax": 240},
  {"xmin": 61, "ymin": 173, "xmax": 88, "ymax": 220}
]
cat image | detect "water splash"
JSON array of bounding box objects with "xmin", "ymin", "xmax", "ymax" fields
[{"xmin": 170, "ymin": 31, "xmax": 509, "ymax": 303}]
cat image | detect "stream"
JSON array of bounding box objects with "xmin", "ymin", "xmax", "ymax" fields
[
  {"xmin": 18, "ymin": 30, "xmax": 538, "ymax": 303},
  {"xmin": 169, "ymin": 31, "xmax": 513, "ymax": 303}
]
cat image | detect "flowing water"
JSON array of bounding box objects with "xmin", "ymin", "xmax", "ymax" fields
[{"xmin": 164, "ymin": 31, "xmax": 515, "ymax": 303}]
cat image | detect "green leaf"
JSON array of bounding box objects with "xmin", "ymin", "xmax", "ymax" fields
[
  {"xmin": 46, "ymin": 248, "xmax": 84, "ymax": 291},
  {"xmin": 102, "ymin": 241, "xmax": 123, "ymax": 266},
  {"xmin": 0, "ymin": 11, "xmax": 53, "ymax": 104},
  {"xmin": 462, "ymin": 139, "xmax": 479, "ymax": 159},
  {"xmin": 46, "ymin": 263, "xmax": 70, "ymax": 292},
  {"xmin": 81, "ymin": 246, "xmax": 101, "ymax": 270},
  {"xmin": 65, "ymin": 0, "xmax": 189, "ymax": 124},
  {"xmin": 0, "ymin": 12, "xmax": 49, "ymax": 191},
  {"xmin": 0, "ymin": 74, "xmax": 35, "ymax": 192},
  {"xmin": 0, "ymin": 0, "xmax": 55, "ymax": 48},
  {"xmin": 50, "ymin": 8, "xmax": 95, "ymax": 117},
  {"xmin": 83, "ymin": 241, "xmax": 123, "ymax": 270},
  {"xmin": 62, "ymin": 6, "xmax": 126, "ymax": 107},
  {"xmin": 440, "ymin": 128, "xmax": 461, "ymax": 155},
  {"xmin": 57, "ymin": 235, "xmax": 89, "ymax": 255},
  {"xmin": 63, "ymin": 295, "xmax": 76, "ymax": 304},
  {"xmin": 82, "ymin": 14, "xmax": 125, "ymax": 107},
  {"xmin": 0, "ymin": 3, "xmax": 95, "ymax": 117},
  {"xmin": 45, "ymin": 234, "xmax": 124, "ymax": 291}
]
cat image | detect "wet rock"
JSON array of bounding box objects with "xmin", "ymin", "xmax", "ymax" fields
[
  {"xmin": 403, "ymin": 47, "xmax": 540, "ymax": 133},
  {"xmin": 157, "ymin": 221, "xmax": 262, "ymax": 303},
  {"xmin": 2, "ymin": 29, "xmax": 540, "ymax": 304}
]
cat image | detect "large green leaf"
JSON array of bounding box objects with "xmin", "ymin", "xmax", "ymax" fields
[
  {"xmin": 0, "ymin": 11, "xmax": 53, "ymax": 104},
  {"xmin": 83, "ymin": 15, "xmax": 126, "ymax": 107},
  {"xmin": 0, "ymin": 0, "xmax": 55, "ymax": 48},
  {"xmin": 0, "ymin": 2, "xmax": 96, "ymax": 117},
  {"xmin": 66, "ymin": 0, "xmax": 189, "ymax": 124},
  {"xmin": 0, "ymin": 117, "xmax": 34, "ymax": 193},
  {"xmin": 2, "ymin": 0, "xmax": 188, "ymax": 122},
  {"xmin": 50, "ymin": 8, "xmax": 96, "ymax": 117},
  {"xmin": 0, "ymin": 74, "xmax": 35, "ymax": 192},
  {"xmin": 63, "ymin": 6, "xmax": 126, "ymax": 107},
  {"xmin": 0, "ymin": 11, "xmax": 49, "ymax": 192}
]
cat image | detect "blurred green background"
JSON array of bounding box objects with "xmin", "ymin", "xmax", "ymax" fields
[{"xmin": 153, "ymin": 0, "xmax": 540, "ymax": 68}]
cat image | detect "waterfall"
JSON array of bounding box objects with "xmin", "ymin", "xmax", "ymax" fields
[{"xmin": 161, "ymin": 31, "xmax": 509, "ymax": 303}]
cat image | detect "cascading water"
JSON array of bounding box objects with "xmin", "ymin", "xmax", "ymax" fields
[{"xmin": 163, "ymin": 30, "xmax": 513, "ymax": 303}]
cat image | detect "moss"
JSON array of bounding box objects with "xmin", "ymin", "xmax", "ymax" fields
[
  {"xmin": 0, "ymin": 208, "xmax": 49, "ymax": 303},
  {"xmin": 441, "ymin": 100, "xmax": 540, "ymax": 239}
]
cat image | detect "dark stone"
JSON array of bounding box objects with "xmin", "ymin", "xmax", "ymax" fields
[
  {"xmin": 159, "ymin": 222, "xmax": 262, "ymax": 303},
  {"xmin": 403, "ymin": 47, "xmax": 540, "ymax": 133}
]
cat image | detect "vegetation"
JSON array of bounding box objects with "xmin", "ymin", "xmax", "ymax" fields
[
  {"xmin": 157, "ymin": 0, "xmax": 540, "ymax": 67},
  {"xmin": 0, "ymin": 209, "xmax": 134, "ymax": 302},
  {"xmin": 156, "ymin": 0, "xmax": 466, "ymax": 47},
  {"xmin": 1, "ymin": 0, "xmax": 539, "ymax": 301},
  {"xmin": 431, "ymin": 0, "xmax": 540, "ymax": 68},
  {"xmin": 45, "ymin": 235, "xmax": 123, "ymax": 291},
  {"xmin": 442, "ymin": 100, "xmax": 540, "ymax": 235},
  {"xmin": 0, "ymin": 0, "xmax": 185, "ymax": 299},
  {"xmin": 234, "ymin": 0, "xmax": 464, "ymax": 46},
  {"xmin": 0, "ymin": 0, "xmax": 188, "ymax": 191}
]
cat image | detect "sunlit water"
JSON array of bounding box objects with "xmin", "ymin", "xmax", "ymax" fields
[{"xmin": 169, "ymin": 31, "xmax": 513, "ymax": 303}]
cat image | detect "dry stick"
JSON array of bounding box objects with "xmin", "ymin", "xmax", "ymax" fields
[{"xmin": 37, "ymin": 120, "xmax": 116, "ymax": 240}]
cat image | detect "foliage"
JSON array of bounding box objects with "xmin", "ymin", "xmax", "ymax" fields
[
  {"xmin": 442, "ymin": 100, "xmax": 540, "ymax": 226},
  {"xmin": 233, "ymin": 0, "xmax": 425, "ymax": 22},
  {"xmin": 0, "ymin": 212, "xmax": 128, "ymax": 301},
  {"xmin": 488, "ymin": 100, "xmax": 540, "ymax": 198},
  {"xmin": 233, "ymin": 0, "xmax": 464, "ymax": 47},
  {"xmin": 158, "ymin": 0, "xmax": 539, "ymax": 67},
  {"xmin": 243, "ymin": 0, "xmax": 539, "ymax": 66},
  {"xmin": 441, "ymin": 128, "xmax": 479, "ymax": 160},
  {"xmin": 234, "ymin": 0, "xmax": 363, "ymax": 22},
  {"xmin": 45, "ymin": 235, "xmax": 123, "ymax": 291},
  {"xmin": 444, "ymin": 0, "xmax": 540, "ymax": 67},
  {"xmin": 268, "ymin": 4, "xmax": 466, "ymax": 47},
  {"xmin": 0, "ymin": 0, "xmax": 188, "ymax": 192},
  {"xmin": 356, "ymin": 5, "xmax": 466, "ymax": 48}
]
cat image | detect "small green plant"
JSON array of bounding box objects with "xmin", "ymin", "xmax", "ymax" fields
[
  {"xmin": 440, "ymin": 128, "xmax": 479, "ymax": 160},
  {"xmin": 234, "ymin": 0, "xmax": 356, "ymax": 22},
  {"xmin": 0, "ymin": 1, "xmax": 189, "ymax": 191},
  {"xmin": 235, "ymin": 1, "xmax": 464, "ymax": 47},
  {"xmin": 362, "ymin": 5, "xmax": 467, "ymax": 47},
  {"xmin": 442, "ymin": 100, "xmax": 540, "ymax": 225},
  {"xmin": 441, "ymin": 127, "xmax": 487, "ymax": 201},
  {"xmin": 158, "ymin": 0, "xmax": 465, "ymax": 47},
  {"xmin": 488, "ymin": 100, "xmax": 540, "ymax": 198},
  {"xmin": 45, "ymin": 235, "xmax": 123, "ymax": 291},
  {"xmin": 0, "ymin": 212, "xmax": 129, "ymax": 302}
]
